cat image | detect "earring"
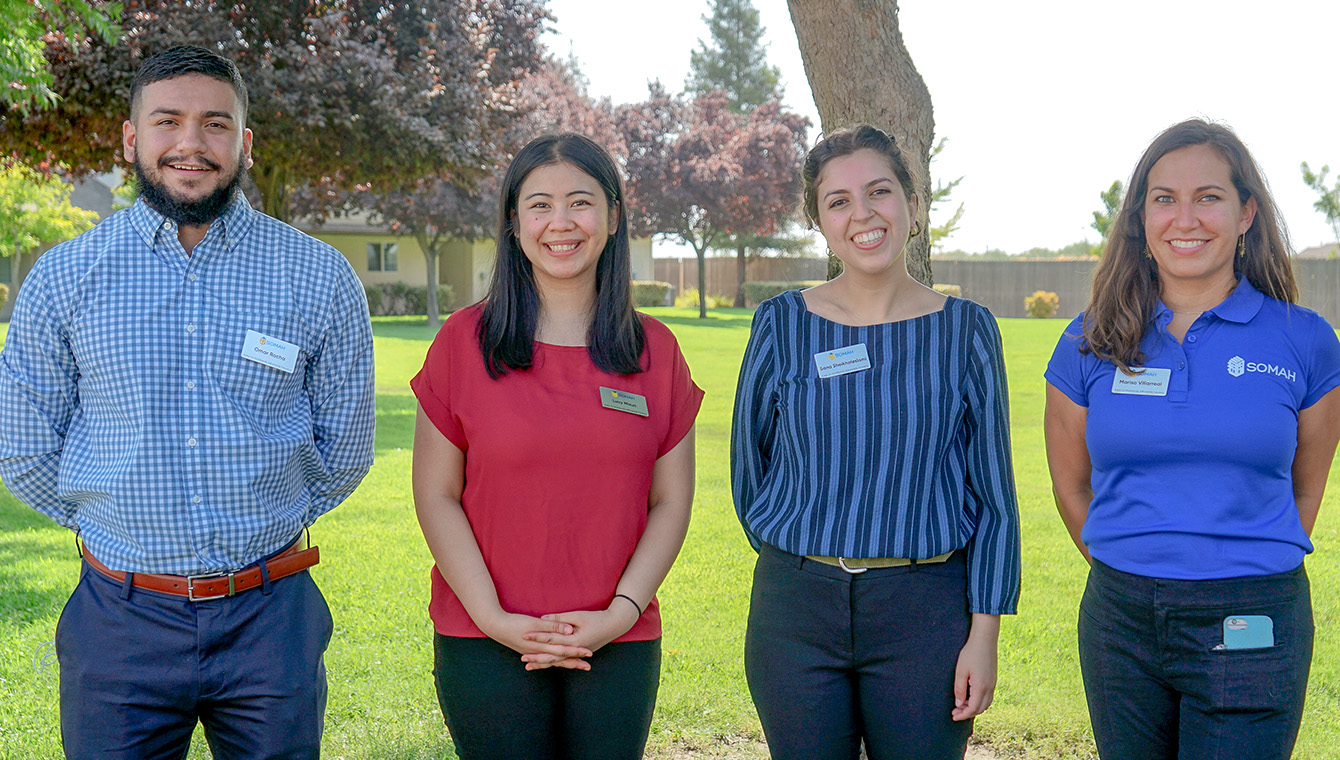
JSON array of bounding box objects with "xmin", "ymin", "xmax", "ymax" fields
[
  {"xmin": 908, "ymin": 221, "xmax": 921, "ymax": 238},
  {"xmin": 1237, "ymin": 235, "xmax": 1246, "ymax": 260},
  {"xmin": 1143, "ymin": 244, "xmax": 1153, "ymax": 259}
]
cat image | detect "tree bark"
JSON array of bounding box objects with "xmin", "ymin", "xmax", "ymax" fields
[
  {"xmin": 696, "ymin": 242, "xmax": 708, "ymax": 319},
  {"xmin": 416, "ymin": 229, "xmax": 441, "ymax": 329},
  {"xmin": 735, "ymin": 243, "xmax": 748, "ymax": 308},
  {"xmin": 252, "ymin": 164, "xmax": 292, "ymax": 223},
  {"xmin": 787, "ymin": 0, "xmax": 934, "ymax": 286}
]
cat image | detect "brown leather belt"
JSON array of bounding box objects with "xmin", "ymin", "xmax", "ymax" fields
[
  {"xmin": 805, "ymin": 550, "xmax": 954, "ymax": 574},
  {"xmin": 82, "ymin": 538, "xmax": 319, "ymax": 601}
]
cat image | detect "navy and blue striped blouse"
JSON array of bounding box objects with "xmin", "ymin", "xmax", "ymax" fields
[{"xmin": 731, "ymin": 291, "xmax": 1021, "ymax": 615}]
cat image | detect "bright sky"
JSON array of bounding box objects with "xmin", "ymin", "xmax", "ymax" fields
[{"xmin": 545, "ymin": 0, "xmax": 1340, "ymax": 255}]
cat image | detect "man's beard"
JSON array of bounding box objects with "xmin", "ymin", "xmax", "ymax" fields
[{"xmin": 135, "ymin": 152, "xmax": 246, "ymax": 227}]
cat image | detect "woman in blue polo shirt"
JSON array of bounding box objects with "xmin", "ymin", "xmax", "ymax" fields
[
  {"xmin": 1045, "ymin": 119, "xmax": 1340, "ymax": 759},
  {"xmin": 733, "ymin": 125, "xmax": 1021, "ymax": 760}
]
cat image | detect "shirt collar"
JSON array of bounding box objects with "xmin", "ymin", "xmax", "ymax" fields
[
  {"xmin": 127, "ymin": 194, "xmax": 257, "ymax": 253},
  {"xmin": 1154, "ymin": 276, "xmax": 1264, "ymax": 326}
]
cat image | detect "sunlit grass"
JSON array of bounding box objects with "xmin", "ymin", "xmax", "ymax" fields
[{"xmin": 3, "ymin": 310, "xmax": 1340, "ymax": 759}]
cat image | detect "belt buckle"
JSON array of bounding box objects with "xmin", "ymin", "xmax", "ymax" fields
[
  {"xmin": 836, "ymin": 557, "xmax": 868, "ymax": 574},
  {"xmin": 186, "ymin": 572, "xmax": 236, "ymax": 602}
]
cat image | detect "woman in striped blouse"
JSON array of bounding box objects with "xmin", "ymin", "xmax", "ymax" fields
[{"xmin": 731, "ymin": 125, "xmax": 1021, "ymax": 760}]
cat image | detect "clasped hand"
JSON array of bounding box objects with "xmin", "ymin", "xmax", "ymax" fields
[{"xmin": 482, "ymin": 602, "xmax": 641, "ymax": 672}]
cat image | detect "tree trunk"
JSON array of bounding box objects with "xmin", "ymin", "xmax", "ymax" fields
[
  {"xmin": 735, "ymin": 243, "xmax": 748, "ymax": 307},
  {"xmin": 251, "ymin": 164, "xmax": 292, "ymax": 223},
  {"xmin": 696, "ymin": 243, "xmax": 708, "ymax": 319},
  {"xmin": 787, "ymin": 0, "xmax": 934, "ymax": 286},
  {"xmin": 416, "ymin": 229, "xmax": 441, "ymax": 329}
]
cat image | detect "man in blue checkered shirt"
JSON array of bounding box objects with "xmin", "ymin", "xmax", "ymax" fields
[{"xmin": 0, "ymin": 46, "xmax": 375, "ymax": 759}]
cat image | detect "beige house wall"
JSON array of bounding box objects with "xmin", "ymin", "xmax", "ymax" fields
[
  {"xmin": 307, "ymin": 232, "xmax": 428, "ymax": 288},
  {"xmin": 629, "ymin": 238, "xmax": 654, "ymax": 282}
]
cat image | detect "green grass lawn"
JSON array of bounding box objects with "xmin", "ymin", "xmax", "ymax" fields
[{"xmin": 3, "ymin": 310, "xmax": 1340, "ymax": 759}]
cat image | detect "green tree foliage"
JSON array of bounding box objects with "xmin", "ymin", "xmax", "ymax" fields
[
  {"xmin": 0, "ymin": 0, "xmax": 548, "ymax": 222},
  {"xmin": 933, "ymin": 241, "xmax": 1092, "ymax": 260},
  {"xmin": 1301, "ymin": 162, "xmax": 1340, "ymax": 246},
  {"xmin": 686, "ymin": 0, "xmax": 781, "ymax": 114},
  {"xmin": 929, "ymin": 137, "xmax": 964, "ymax": 250},
  {"xmin": 0, "ymin": 0, "xmax": 121, "ymax": 111},
  {"xmin": 0, "ymin": 163, "xmax": 100, "ymax": 283},
  {"xmin": 1091, "ymin": 180, "xmax": 1124, "ymax": 256}
]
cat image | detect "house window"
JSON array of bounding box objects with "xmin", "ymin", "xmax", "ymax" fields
[{"xmin": 367, "ymin": 242, "xmax": 398, "ymax": 272}]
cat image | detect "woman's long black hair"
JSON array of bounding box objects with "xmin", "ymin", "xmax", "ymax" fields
[{"xmin": 477, "ymin": 133, "xmax": 645, "ymax": 378}]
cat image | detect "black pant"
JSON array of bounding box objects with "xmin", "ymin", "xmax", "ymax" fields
[
  {"xmin": 744, "ymin": 544, "xmax": 973, "ymax": 760},
  {"xmin": 1078, "ymin": 559, "xmax": 1313, "ymax": 760},
  {"xmin": 433, "ymin": 634, "xmax": 660, "ymax": 760}
]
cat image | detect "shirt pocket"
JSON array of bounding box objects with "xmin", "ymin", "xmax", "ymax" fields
[{"xmin": 210, "ymin": 310, "xmax": 309, "ymax": 425}]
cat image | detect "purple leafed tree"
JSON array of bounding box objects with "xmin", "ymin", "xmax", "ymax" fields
[
  {"xmin": 0, "ymin": 0, "xmax": 549, "ymax": 223},
  {"xmin": 619, "ymin": 88, "xmax": 807, "ymax": 318}
]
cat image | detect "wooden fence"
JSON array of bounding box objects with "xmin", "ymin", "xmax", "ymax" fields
[{"xmin": 649, "ymin": 256, "xmax": 1340, "ymax": 323}]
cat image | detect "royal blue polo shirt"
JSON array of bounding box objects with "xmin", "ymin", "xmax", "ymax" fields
[{"xmin": 1046, "ymin": 277, "xmax": 1340, "ymax": 580}]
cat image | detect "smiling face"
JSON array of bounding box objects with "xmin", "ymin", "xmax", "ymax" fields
[
  {"xmin": 513, "ymin": 161, "xmax": 616, "ymax": 293},
  {"xmin": 1143, "ymin": 144, "xmax": 1257, "ymax": 291},
  {"xmin": 814, "ymin": 148, "xmax": 917, "ymax": 278},
  {"xmin": 123, "ymin": 74, "xmax": 253, "ymax": 226}
]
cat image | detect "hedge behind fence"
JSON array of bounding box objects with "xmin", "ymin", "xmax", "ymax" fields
[
  {"xmin": 741, "ymin": 280, "xmax": 825, "ymax": 306},
  {"xmin": 631, "ymin": 280, "xmax": 672, "ymax": 307}
]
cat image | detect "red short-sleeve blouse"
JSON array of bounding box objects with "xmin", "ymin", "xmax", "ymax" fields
[{"xmin": 410, "ymin": 304, "xmax": 703, "ymax": 640}]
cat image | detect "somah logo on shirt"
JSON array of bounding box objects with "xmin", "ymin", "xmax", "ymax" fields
[{"xmin": 1227, "ymin": 355, "xmax": 1296, "ymax": 382}]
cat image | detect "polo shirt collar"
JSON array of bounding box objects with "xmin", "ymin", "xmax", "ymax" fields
[
  {"xmin": 1205, "ymin": 277, "xmax": 1264, "ymax": 324},
  {"xmin": 1154, "ymin": 276, "xmax": 1264, "ymax": 326}
]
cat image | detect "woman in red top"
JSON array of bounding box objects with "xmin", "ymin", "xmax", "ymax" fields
[{"xmin": 410, "ymin": 133, "xmax": 702, "ymax": 759}]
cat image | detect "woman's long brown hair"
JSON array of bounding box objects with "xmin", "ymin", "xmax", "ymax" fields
[{"xmin": 1083, "ymin": 119, "xmax": 1297, "ymax": 372}]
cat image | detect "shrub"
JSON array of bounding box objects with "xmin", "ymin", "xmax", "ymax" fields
[
  {"xmin": 630, "ymin": 280, "xmax": 672, "ymax": 307},
  {"xmin": 364, "ymin": 283, "xmax": 455, "ymax": 316},
  {"xmin": 1025, "ymin": 290, "xmax": 1060, "ymax": 318},
  {"xmin": 741, "ymin": 280, "xmax": 825, "ymax": 306},
  {"xmin": 674, "ymin": 287, "xmax": 734, "ymax": 310},
  {"xmin": 933, "ymin": 283, "xmax": 962, "ymax": 297},
  {"xmin": 0, "ymin": 283, "xmax": 8, "ymax": 308}
]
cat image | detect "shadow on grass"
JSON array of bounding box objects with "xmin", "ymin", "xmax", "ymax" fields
[{"xmin": 650, "ymin": 312, "xmax": 754, "ymax": 330}]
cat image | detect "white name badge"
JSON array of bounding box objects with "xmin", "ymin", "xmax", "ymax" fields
[
  {"xmin": 242, "ymin": 329, "xmax": 299, "ymax": 373},
  {"xmin": 1111, "ymin": 367, "xmax": 1170, "ymax": 396},
  {"xmin": 814, "ymin": 343, "xmax": 872, "ymax": 378}
]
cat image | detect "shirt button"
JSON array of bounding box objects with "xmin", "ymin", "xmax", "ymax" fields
[
  {"xmin": 187, "ymin": 437, "xmax": 197, "ymax": 447},
  {"xmin": 186, "ymin": 380, "xmax": 196, "ymax": 390},
  {"xmin": 1178, "ymin": 361, "xmax": 1186, "ymax": 369},
  {"xmin": 186, "ymin": 324, "xmax": 196, "ymax": 334},
  {"xmin": 192, "ymin": 495, "xmax": 202, "ymax": 504},
  {"xmin": 188, "ymin": 273, "xmax": 198, "ymax": 282},
  {"xmin": 1187, "ymin": 335, "xmax": 1197, "ymax": 343}
]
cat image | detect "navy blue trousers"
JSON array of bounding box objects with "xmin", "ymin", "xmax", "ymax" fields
[
  {"xmin": 744, "ymin": 543, "xmax": 973, "ymax": 760},
  {"xmin": 56, "ymin": 562, "xmax": 333, "ymax": 760},
  {"xmin": 1078, "ymin": 559, "xmax": 1313, "ymax": 760},
  {"xmin": 433, "ymin": 634, "xmax": 661, "ymax": 760}
]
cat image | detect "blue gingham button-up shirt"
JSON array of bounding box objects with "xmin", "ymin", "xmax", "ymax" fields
[{"xmin": 0, "ymin": 197, "xmax": 375, "ymax": 574}]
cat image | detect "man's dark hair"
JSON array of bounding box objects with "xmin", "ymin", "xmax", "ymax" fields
[{"xmin": 130, "ymin": 45, "xmax": 248, "ymax": 122}]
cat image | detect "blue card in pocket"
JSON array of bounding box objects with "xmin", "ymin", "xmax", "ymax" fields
[{"xmin": 1222, "ymin": 615, "xmax": 1274, "ymax": 650}]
